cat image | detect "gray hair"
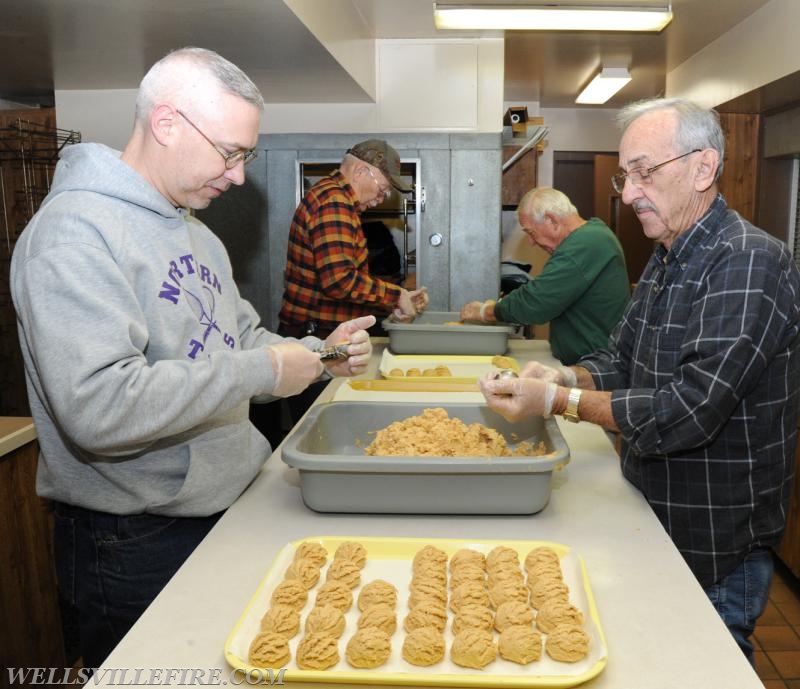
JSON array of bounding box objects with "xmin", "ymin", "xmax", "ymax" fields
[
  {"xmin": 518, "ymin": 187, "xmax": 577, "ymax": 223},
  {"xmin": 617, "ymin": 97, "xmax": 725, "ymax": 181},
  {"xmin": 135, "ymin": 46, "xmax": 264, "ymax": 123}
]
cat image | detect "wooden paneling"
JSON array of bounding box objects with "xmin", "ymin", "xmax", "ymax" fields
[
  {"xmin": 0, "ymin": 436, "xmax": 65, "ymax": 671},
  {"xmin": 501, "ymin": 145, "xmax": 538, "ymax": 207},
  {"xmin": 593, "ymin": 153, "xmax": 654, "ymax": 285},
  {"xmin": 718, "ymin": 112, "xmax": 761, "ymax": 223},
  {"xmin": 778, "ymin": 433, "xmax": 800, "ymax": 579}
]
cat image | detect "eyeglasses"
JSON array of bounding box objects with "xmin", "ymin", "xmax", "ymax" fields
[
  {"xmin": 366, "ymin": 167, "xmax": 391, "ymax": 201},
  {"xmin": 611, "ymin": 149, "xmax": 701, "ymax": 194},
  {"xmin": 176, "ymin": 109, "xmax": 257, "ymax": 169}
]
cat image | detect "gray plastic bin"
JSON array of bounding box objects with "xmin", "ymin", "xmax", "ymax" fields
[
  {"xmin": 281, "ymin": 402, "xmax": 569, "ymax": 514},
  {"xmin": 382, "ymin": 311, "xmax": 514, "ymax": 355}
]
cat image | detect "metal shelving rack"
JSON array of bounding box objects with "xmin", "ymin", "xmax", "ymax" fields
[
  {"xmin": 0, "ymin": 114, "xmax": 81, "ymax": 417},
  {"xmin": 0, "ymin": 118, "xmax": 81, "ymax": 249}
]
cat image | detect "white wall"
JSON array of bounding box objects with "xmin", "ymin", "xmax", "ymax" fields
[
  {"xmin": 262, "ymin": 38, "xmax": 503, "ymax": 134},
  {"xmin": 283, "ymin": 0, "xmax": 376, "ymax": 101},
  {"xmin": 55, "ymin": 89, "xmax": 137, "ymax": 151},
  {"xmin": 667, "ymin": 0, "xmax": 800, "ymax": 107},
  {"xmin": 538, "ymin": 107, "xmax": 620, "ymax": 187},
  {"xmin": 499, "ymin": 103, "xmax": 620, "ymax": 266},
  {"xmin": 54, "ymin": 38, "xmax": 504, "ymax": 146}
]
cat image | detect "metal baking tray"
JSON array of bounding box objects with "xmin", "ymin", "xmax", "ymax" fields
[
  {"xmin": 224, "ymin": 536, "xmax": 607, "ymax": 688},
  {"xmin": 280, "ymin": 402, "xmax": 569, "ymax": 515},
  {"xmin": 382, "ymin": 311, "xmax": 515, "ymax": 355}
]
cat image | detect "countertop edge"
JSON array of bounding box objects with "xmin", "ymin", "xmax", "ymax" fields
[{"xmin": 0, "ymin": 417, "xmax": 37, "ymax": 457}]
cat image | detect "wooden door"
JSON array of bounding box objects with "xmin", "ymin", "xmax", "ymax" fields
[{"xmin": 594, "ymin": 154, "xmax": 654, "ymax": 285}]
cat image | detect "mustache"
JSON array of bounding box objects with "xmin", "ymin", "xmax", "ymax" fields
[{"xmin": 632, "ymin": 200, "xmax": 656, "ymax": 213}]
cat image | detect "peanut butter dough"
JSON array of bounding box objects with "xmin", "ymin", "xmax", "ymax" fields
[
  {"xmin": 296, "ymin": 632, "xmax": 340, "ymax": 670},
  {"xmin": 345, "ymin": 628, "xmax": 392, "ymax": 669},
  {"xmin": 259, "ymin": 604, "xmax": 300, "ymax": 638},
  {"xmin": 304, "ymin": 604, "xmax": 346, "ymax": 638},
  {"xmin": 402, "ymin": 627, "xmax": 445, "ymax": 667},
  {"xmin": 357, "ymin": 579, "xmax": 398, "ymax": 611},
  {"xmin": 356, "ymin": 603, "xmax": 397, "ymax": 636},
  {"xmin": 270, "ymin": 580, "xmax": 308, "ymax": 611},
  {"xmin": 498, "ymin": 625, "xmax": 542, "ymax": 665},
  {"xmin": 248, "ymin": 631, "xmax": 291, "ymax": 667},
  {"xmin": 450, "ymin": 628, "xmax": 497, "ymax": 669},
  {"xmin": 315, "ymin": 580, "xmax": 353, "ymax": 612},
  {"xmin": 545, "ymin": 625, "xmax": 590, "ymax": 663}
]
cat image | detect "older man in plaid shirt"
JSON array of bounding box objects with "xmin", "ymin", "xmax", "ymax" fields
[
  {"xmin": 278, "ymin": 139, "xmax": 429, "ymax": 424},
  {"xmin": 480, "ymin": 98, "xmax": 800, "ymax": 665}
]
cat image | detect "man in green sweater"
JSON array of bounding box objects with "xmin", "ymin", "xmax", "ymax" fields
[{"xmin": 460, "ymin": 187, "xmax": 630, "ymax": 365}]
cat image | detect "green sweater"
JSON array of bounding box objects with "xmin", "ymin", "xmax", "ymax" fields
[{"xmin": 495, "ymin": 218, "xmax": 631, "ymax": 365}]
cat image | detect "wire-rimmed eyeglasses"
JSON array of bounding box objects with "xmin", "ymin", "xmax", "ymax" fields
[
  {"xmin": 176, "ymin": 109, "xmax": 257, "ymax": 169},
  {"xmin": 611, "ymin": 149, "xmax": 701, "ymax": 194},
  {"xmin": 366, "ymin": 167, "xmax": 391, "ymax": 201}
]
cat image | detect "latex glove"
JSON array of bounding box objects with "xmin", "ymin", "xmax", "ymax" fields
[
  {"xmin": 519, "ymin": 360, "xmax": 577, "ymax": 387},
  {"xmin": 323, "ymin": 315, "xmax": 376, "ymax": 377},
  {"xmin": 266, "ymin": 342, "xmax": 324, "ymax": 397},
  {"xmin": 411, "ymin": 286, "xmax": 429, "ymax": 313},
  {"xmin": 459, "ymin": 301, "xmax": 483, "ymax": 322},
  {"xmin": 393, "ymin": 288, "xmax": 419, "ymax": 322},
  {"xmin": 479, "ymin": 374, "xmax": 558, "ymax": 422}
]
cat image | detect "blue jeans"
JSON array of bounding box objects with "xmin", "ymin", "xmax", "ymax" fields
[
  {"xmin": 704, "ymin": 547, "xmax": 774, "ymax": 665},
  {"xmin": 54, "ymin": 503, "xmax": 223, "ymax": 670}
]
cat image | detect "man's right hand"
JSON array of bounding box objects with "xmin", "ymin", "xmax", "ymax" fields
[{"xmin": 266, "ymin": 343, "xmax": 324, "ymax": 397}]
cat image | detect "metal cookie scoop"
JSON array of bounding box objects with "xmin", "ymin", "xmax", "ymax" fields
[
  {"xmin": 492, "ymin": 368, "xmax": 519, "ymax": 380},
  {"xmin": 315, "ymin": 342, "xmax": 350, "ymax": 361}
]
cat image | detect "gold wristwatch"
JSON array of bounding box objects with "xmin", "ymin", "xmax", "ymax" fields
[{"xmin": 562, "ymin": 388, "xmax": 582, "ymax": 423}]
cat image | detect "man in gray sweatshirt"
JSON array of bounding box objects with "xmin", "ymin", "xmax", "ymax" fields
[{"xmin": 10, "ymin": 46, "xmax": 374, "ymax": 670}]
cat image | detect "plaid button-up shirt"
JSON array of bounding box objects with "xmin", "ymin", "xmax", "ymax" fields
[
  {"xmin": 580, "ymin": 195, "xmax": 800, "ymax": 587},
  {"xmin": 278, "ymin": 171, "xmax": 402, "ymax": 332}
]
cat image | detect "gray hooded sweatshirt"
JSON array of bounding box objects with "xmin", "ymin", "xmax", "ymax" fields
[{"xmin": 11, "ymin": 143, "xmax": 318, "ymax": 516}]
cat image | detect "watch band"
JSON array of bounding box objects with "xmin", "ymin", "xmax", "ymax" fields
[{"xmin": 562, "ymin": 387, "xmax": 582, "ymax": 423}]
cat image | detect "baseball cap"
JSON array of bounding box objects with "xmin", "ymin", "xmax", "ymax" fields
[{"xmin": 347, "ymin": 139, "xmax": 412, "ymax": 192}]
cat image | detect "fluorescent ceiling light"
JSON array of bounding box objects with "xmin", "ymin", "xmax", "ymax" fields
[
  {"xmin": 575, "ymin": 66, "xmax": 632, "ymax": 104},
  {"xmin": 433, "ymin": 4, "xmax": 673, "ymax": 32}
]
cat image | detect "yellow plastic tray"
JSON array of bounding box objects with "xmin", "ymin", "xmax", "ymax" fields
[
  {"xmin": 224, "ymin": 536, "xmax": 607, "ymax": 688},
  {"xmin": 378, "ymin": 351, "xmax": 520, "ymax": 384}
]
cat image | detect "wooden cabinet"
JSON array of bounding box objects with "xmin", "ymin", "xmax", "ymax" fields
[
  {"xmin": 717, "ymin": 112, "xmax": 761, "ymax": 224},
  {"xmin": 777, "ymin": 426, "xmax": 800, "ymax": 578},
  {"xmin": 0, "ymin": 419, "xmax": 66, "ymax": 670},
  {"xmin": 501, "ymin": 144, "xmax": 538, "ymax": 207}
]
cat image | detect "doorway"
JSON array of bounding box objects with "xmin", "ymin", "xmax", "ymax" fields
[{"xmin": 554, "ymin": 151, "xmax": 653, "ymax": 285}]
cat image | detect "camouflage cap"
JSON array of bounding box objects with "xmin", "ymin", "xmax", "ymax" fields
[{"xmin": 347, "ymin": 139, "xmax": 412, "ymax": 192}]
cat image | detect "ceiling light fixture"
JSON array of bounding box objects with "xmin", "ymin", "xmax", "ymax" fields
[
  {"xmin": 575, "ymin": 66, "xmax": 632, "ymax": 104},
  {"xmin": 433, "ymin": 3, "xmax": 673, "ymax": 32}
]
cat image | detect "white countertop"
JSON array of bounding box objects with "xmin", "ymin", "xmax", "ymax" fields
[{"xmin": 98, "ymin": 340, "xmax": 762, "ymax": 689}]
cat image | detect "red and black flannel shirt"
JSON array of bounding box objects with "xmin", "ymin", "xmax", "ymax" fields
[{"xmin": 278, "ymin": 171, "xmax": 402, "ymax": 333}]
